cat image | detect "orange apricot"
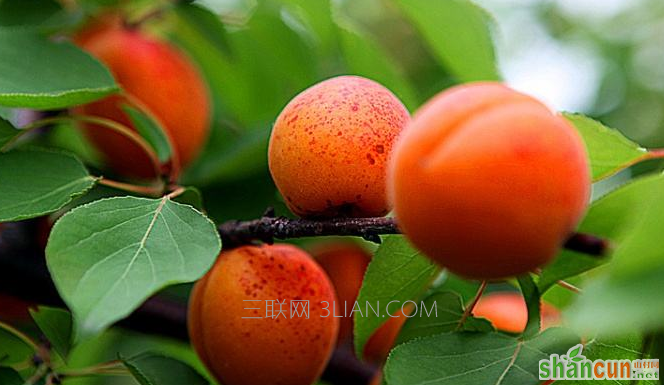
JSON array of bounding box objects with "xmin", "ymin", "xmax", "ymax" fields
[
  {"xmin": 363, "ymin": 304, "xmax": 413, "ymax": 363},
  {"xmin": 388, "ymin": 82, "xmax": 590, "ymax": 279},
  {"xmin": 188, "ymin": 245, "xmax": 339, "ymax": 385},
  {"xmin": 74, "ymin": 20, "xmax": 210, "ymax": 178},
  {"xmin": 472, "ymin": 292, "xmax": 560, "ymax": 333},
  {"xmin": 269, "ymin": 76, "xmax": 410, "ymax": 218},
  {"xmin": 311, "ymin": 242, "xmax": 371, "ymax": 343}
]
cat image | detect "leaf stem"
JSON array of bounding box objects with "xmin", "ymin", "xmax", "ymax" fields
[
  {"xmin": 456, "ymin": 280, "xmax": 487, "ymax": 330},
  {"xmin": 99, "ymin": 177, "xmax": 164, "ymax": 197}
]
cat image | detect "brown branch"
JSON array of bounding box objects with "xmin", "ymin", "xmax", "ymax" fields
[{"xmin": 218, "ymin": 214, "xmax": 610, "ymax": 257}]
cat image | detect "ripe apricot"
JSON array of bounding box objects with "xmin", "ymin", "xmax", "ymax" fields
[
  {"xmin": 363, "ymin": 304, "xmax": 413, "ymax": 363},
  {"xmin": 311, "ymin": 242, "xmax": 371, "ymax": 343},
  {"xmin": 188, "ymin": 245, "xmax": 339, "ymax": 385},
  {"xmin": 472, "ymin": 292, "xmax": 560, "ymax": 333},
  {"xmin": 269, "ymin": 76, "xmax": 410, "ymax": 218},
  {"xmin": 388, "ymin": 82, "xmax": 590, "ymax": 279},
  {"xmin": 74, "ymin": 20, "xmax": 210, "ymax": 178}
]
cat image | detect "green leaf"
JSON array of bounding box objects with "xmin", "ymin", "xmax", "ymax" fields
[
  {"xmin": 0, "ymin": 149, "xmax": 97, "ymax": 222},
  {"xmin": 122, "ymin": 105, "xmax": 173, "ymax": 163},
  {"xmin": 0, "ymin": 117, "xmax": 19, "ymax": 149},
  {"xmin": 517, "ymin": 275, "xmax": 540, "ymax": 339},
  {"xmin": 394, "ymin": 0, "xmax": 500, "ymax": 82},
  {"xmin": 0, "ymin": 30, "xmax": 118, "ymax": 109},
  {"xmin": 0, "ymin": 367, "xmax": 23, "ymax": 385},
  {"xmin": 30, "ymin": 306, "xmax": 73, "ymax": 360},
  {"xmin": 566, "ymin": 175, "xmax": 664, "ymax": 335},
  {"xmin": 538, "ymin": 174, "xmax": 662, "ymax": 291},
  {"xmin": 0, "ymin": 0, "xmax": 80, "ymax": 31},
  {"xmin": 0, "ymin": 324, "xmax": 35, "ymax": 365},
  {"xmin": 567, "ymin": 344, "xmax": 581, "ymax": 358},
  {"xmin": 396, "ymin": 291, "xmax": 493, "ymax": 345},
  {"xmin": 332, "ymin": 6, "xmax": 418, "ymax": 110},
  {"xmin": 564, "ymin": 113, "xmax": 650, "ymax": 181},
  {"xmin": 565, "ymin": 334, "xmax": 653, "ymax": 385},
  {"xmin": 121, "ymin": 352, "xmax": 209, "ymax": 385},
  {"xmin": 354, "ymin": 235, "xmax": 439, "ymax": 358},
  {"xmin": 46, "ymin": 196, "xmax": 221, "ymax": 340},
  {"xmin": 385, "ymin": 328, "xmax": 579, "ymax": 385},
  {"xmin": 172, "ymin": 186, "xmax": 204, "ymax": 211}
]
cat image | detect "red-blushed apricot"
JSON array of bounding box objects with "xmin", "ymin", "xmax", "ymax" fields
[
  {"xmin": 388, "ymin": 82, "xmax": 590, "ymax": 279},
  {"xmin": 311, "ymin": 242, "xmax": 371, "ymax": 343},
  {"xmin": 73, "ymin": 20, "xmax": 210, "ymax": 178},
  {"xmin": 188, "ymin": 245, "xmax": 339, "ymax": 385},
  {"xmin": 363, "ymin": 304, "xmax": 413, "ymax": 363},
  {"xmin": 472, "ymin": 292, "xmax": 560, "ymax": 333},
  {"xmin": 269, "ymin": 76, "xmax": 410, "ymax": 218}
]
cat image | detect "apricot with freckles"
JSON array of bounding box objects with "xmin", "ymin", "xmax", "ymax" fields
[
  {"xmin": 388, "ymin": 82, "xmax": 590, "ymax": 279},
  {"xmin": 269, "ymin": 76, "xmax": 410, "ymax": 218},
  {"xmin": 188, "ymin": 244, "xmax": 339, "ymax": 385}
]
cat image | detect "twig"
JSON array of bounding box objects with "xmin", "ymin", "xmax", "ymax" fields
[
  {"xmin": 218, "ymin": 215, "xmax": 610, "ymax": 257},
  {"xmin": 456, "ymin": 281, "xmax": 487, "ymax": 330}
]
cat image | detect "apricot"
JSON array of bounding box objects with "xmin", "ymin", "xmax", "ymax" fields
[
  {"xmin": 73, "ymin": 19, "xmax": 210, "ymax": 178},
  {"xmin": 311, "ymin": 242, "xmax": 371, "ymax": 343},
  {"xmin": 188, "ymin": 244, "xmax": 339, "ymax": 385},
  {"xmin": 472, "ymin": 292, "xmax": 560, "ymax": 333},
  {"xmin": 388, "ymin": 82, "xmax": 590, "ymax": 279},
  {"xmin": 363, "ymin": 304, "xmax": 413, "ymax": 363},
  {"xmin": 268, "ymin": 76, "xmax": 410, "ymax": 218},
  {"xmin": 0, "ymin": 294, "xmax": 32, "ymax": 322}
]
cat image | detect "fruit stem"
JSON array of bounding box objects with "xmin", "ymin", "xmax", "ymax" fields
[
  {"xmin": 98, "ymin": 177, "xmax": 164, "ymax": 197},
  {"xmin": 456, "ymin": 280, "xmax": 487, "ymax": 330}
]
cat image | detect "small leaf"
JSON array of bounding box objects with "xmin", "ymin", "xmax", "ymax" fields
[
  {"xmin": 46, "ymin": 196, "xmax": 221, "ymax": 340},
  {"xmin": 396, "ymin": 291, "xmax": 493, "ymax": 345},
  {"xmin": 567, "ymin": 344, "xmax": 582, "ymax": 358},
  {"xmin": 0, "ymin": 324, "xmax": 35, "ymax": 365},
  {"xmin": 354, "ymin": 235, "xmax": 439, "ymax": 358},
  {"xmin": 122, "ymin": 104, "xmax": 172, "ymax": 163},
  {"xmin": 385, "ymin": 328, "xmax": 579, "ymax": 385},
  {"xmin": 30, "ymin": 306, "xmax": 73, "ymax": 360},
  {"xmin": 121, "ymin": 352, "xmax": 209, "ymax": 385},
  {"xmin": 394, "ymin": 0, "xmax": 500, "ymax": 82},
  {"xmin": 0, "ymin": 367, "xmax": 23, "ymax": 385},
  {"xmin": 564, "ymin": 113, "xmax": 650, "ymax": 181},
  {"xmin": 0, "ymin": 149, "xmax": 97, "ymax": 222},
  {"xmin": 0, "ymin": 30, "xmax": 118, "ymax": 109},
  {"xmin": 0, "ymin": 117, "xmax": 19, "ymax": 149},
  {"xmin": 517, "ymin": 275, "xmax": 540, "ymax": 339}
]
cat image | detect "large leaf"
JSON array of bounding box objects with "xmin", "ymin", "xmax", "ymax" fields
[
  {"xmin": 566, "ymin": 175, "xmax": 664, "ymax": 336},
  {"xmin": 394, "ymin": 0, "xmax": 500, "ymax": 82},
  {"xmin": 0, "ymin": 30, "xmax": 117, "ymax": 109},
  {"xmin": 0, "ymin": 149, "xmax": 97, "ymax": 222},
  {"xmin": 30, "ymin": 306, "xmax": 73, "ymax": 360},
  {"xmin": 564, "ymin": 113, "xmax": 650, "ymax": 181},
  {"xmin": 332, "ymin": 6, "xmax": 418, "ymax": 110},
  {"xmin": 122, "ymin": 352, "xmax": 209, "ymax": 385},
  {"xmin": 396, "ymin": 291, "xmax": 492, "ymax": 345},
  {"xmin": 0, "ymin": 324, "xmax": 35, "ymax": 365},
  {"xmin": 385, "ymin": 328, "xmax": 578, "ymax": 385},
  {"xmin": 46, "ymin": 196, "xmax": 221, "ymax": 340},
  {"xmin": 0, "ymin": 0, "xmax": 80, "ymax": 31},
  {"xmin": 354, "ymin": 235, "xmax": 439, "ymax": 357},
  {"xmin": 537, "ymin": 174, "xmax": 663, "ymax": 291},
  {"xmin": 0, "ymin": 367, "xmax": 23, "ymax": 385},
  {"xmin": 0, "ymin": 117, "xmax": 18, "ymax": 149}
]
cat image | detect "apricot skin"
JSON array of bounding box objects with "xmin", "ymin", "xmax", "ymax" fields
[
  {"xmin": 311, "ymin": 242, "xmax": 371, "ymax": 343},
  {"xmin": 472, "ymin": 292, "xmax": 560, "ymax": 333},
  {"xmin": 188, "ymin": 245, "xmax": 339, "ymax": 385},
  {"xmin": 74, "ymin": 22, "xmax": 210, "ymax": 178},
  {"xmin": 388, "ymin": 82, "xmax": 590, "ymax": 279},
  {"xmin": 269, "ymin": 76, "xmax": 410, "ymax": 218}
]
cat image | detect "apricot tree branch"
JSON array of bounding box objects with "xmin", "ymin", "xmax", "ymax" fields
[{"xmin": 217, "ymin": 215, "xmax": 610, "ymax": 257}]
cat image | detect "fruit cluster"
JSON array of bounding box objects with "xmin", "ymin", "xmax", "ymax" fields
[{"xmin": 73, "ymin": 15, "xmax": 590, "ymax": 384}]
